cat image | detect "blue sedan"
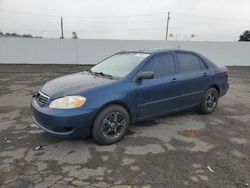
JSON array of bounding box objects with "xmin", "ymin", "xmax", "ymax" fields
[{"xmin": 31, "ymin": 49, "xmax": 229, "ymax": 144}]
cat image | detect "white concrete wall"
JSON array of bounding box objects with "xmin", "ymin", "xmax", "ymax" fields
[{"xmin": 0, "ymin": 38, "xmax": 249, "ymax": 66}]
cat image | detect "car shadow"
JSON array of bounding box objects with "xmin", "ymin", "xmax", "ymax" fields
[
  {"xmin": 35, "ymin": 108, "xmax": 200, "ymax": 145},
  {"xmin": 132, "ymin": 108, "xmax": 199, "ymax": 128}
]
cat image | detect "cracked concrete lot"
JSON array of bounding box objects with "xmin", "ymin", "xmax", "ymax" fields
[{"xmin": 0, "ymin": 65, "xmax": 250, "ymax": 188}]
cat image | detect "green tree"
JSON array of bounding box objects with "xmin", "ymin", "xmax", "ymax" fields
[
  {"xmin": 239, "ymin": 30, "xmax": 250, "ymax": 41},
  {"xmin": 0, "ymin": 31, "xmax": 42, "ymax": 38},
  {"xmin": 22, "ymin": 34, "xmax": 33, "ymax": 38}
]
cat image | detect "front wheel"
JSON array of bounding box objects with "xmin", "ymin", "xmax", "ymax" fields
[
  {"xmin": 92, "ymin": 105, "xmax": 130, "ymax": 145},
  {"xmin": 200, "ymin": 87, "xmax": 219, "ymax": 114}
]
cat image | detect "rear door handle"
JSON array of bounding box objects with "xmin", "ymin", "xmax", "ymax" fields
[
  {"xmin": 172, "ymin": 78, "xmax": 177, "ymax": 82},
  {"xmin": 203, "ymin": 72, "xmax": 208, "ymax": 77}
]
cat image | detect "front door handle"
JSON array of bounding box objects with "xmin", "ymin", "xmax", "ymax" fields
[
  {"xmin": 172, "ymin": 78, "xmax": 177, "ymax": 82},
  {"xmin": 203, "ymin": 72, "xmax": 208, "ymax": 77}
]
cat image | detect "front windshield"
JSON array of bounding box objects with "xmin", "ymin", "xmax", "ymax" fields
[{"xmin": 90, "ymin": 52, "xmax": 150, "ymax": 78}]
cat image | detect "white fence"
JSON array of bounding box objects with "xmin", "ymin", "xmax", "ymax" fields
[{"xmin": 0, "ymin": 38, "xmax": 249, "ymax": 66}]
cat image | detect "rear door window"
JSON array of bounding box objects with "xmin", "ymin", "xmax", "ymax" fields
[{"xmin": 177, "ymin": 53, "xmax": 207, "ymax": 73}]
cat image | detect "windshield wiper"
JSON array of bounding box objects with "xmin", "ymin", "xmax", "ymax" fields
[
  {"xmin": 86, "ymin": 69, "xmax": 94, "ymax": 75},
  {"xmin": 88, "ymin": 70, "xmax": 118, "ymax": 79},
  {"xmin": 94, "ymin": 71, "xmax": 117, "ymax": 79}
]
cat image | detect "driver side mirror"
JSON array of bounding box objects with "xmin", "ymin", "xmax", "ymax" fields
[{"xmin": 136, "ymin": 71, "xmax": 154, "ymax": 81}]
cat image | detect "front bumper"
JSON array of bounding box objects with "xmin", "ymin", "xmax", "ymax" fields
[{"xmin": 30, "ymin": 97, "xmax": 97, "ymax": 138}]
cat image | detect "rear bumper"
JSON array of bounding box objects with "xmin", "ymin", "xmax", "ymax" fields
[
  {"xmin": 30, "ymin": 97, "xmax": 97, "ymax": 138},
  {"xmin": 220, "ymin": 82, "xmax": 229, "ymax": 97}
]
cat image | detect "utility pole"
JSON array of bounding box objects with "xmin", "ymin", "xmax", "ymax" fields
[
  {"xmin": 165, "ymin": 12, "xmax": 170, "ymax": 40},
  {"xmin": 60, "ymin": 17, "xmax": 64, "ymax": 39}
]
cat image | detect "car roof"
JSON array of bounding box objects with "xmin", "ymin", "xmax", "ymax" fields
[
  {"xmin": 122, "ymin": 49, "xmax": 218, "ymax": 69},
  {"xmin": 119, "ymin": 49, "xmax": 198, "ymax": 55}
]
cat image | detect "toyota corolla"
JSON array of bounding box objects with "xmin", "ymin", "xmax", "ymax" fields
[{"xmin": 30, "ymin": 49, "xmax": 229, "ymax": 144}]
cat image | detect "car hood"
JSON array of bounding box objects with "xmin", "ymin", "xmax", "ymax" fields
[{"xmin": 41, "ymin": 72, "xmax": 116, "ymax": 99}]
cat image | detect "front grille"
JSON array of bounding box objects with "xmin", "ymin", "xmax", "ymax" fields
[{"xmin": 36, "ymin": 92, "xmax": 49, "ymax": 107}]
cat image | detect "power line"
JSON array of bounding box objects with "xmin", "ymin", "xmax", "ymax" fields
[
  {"xmin": 0, "ymin": 8, "xmax": 60, "ymax": 17},
  {"xmin": 1, "ymin": 8, "xmax": 250, "ymax": 22},
  {"xmin": 0, "ymin": 27, "xmax": 59, "ymax": 32},
  {"xmin": 0, "ymin": 8, "xmax": 168, "ymax": 19},
  {"xmin": 0, "ymin": 26, "xmax": 165, "ymax": 33},
  {"xmin": 172, "ymin": 12, "xmax": 250, "ymax": 22},
  {"xmin": 71, "ymin": 11, "xmax": 168, "ymax": 19},
  {"xmin": 67, "ymin": 18, "xmax": 166, "ymax": 24},
  {"xmin": 72, "ymin": 27, "xmax": 164, "ymax": 32},
  {"xmin": 1, "ymin": 8, "xmax": 249, "ymax": 40},
  {"xmin": 1, "ymin": 25, "xmax": 245, "ymax": 33}
]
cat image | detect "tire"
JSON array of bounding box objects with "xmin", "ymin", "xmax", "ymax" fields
[
  {"xmin": 92, "ymin": 104, "xmax": 130, "ymax": 145},
  {"xmin": 200, "ymin": 87, "xmax": 219, "ymax": 114}
]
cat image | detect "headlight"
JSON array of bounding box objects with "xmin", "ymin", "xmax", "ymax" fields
[{"xmin": 49, "ymin": 96, "xmax": 86, "ymax": 109}]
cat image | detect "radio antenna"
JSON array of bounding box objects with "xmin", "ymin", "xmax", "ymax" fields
[{"xmin": 177, "ymin": 35, "xmax": 187, "ymax": 49}]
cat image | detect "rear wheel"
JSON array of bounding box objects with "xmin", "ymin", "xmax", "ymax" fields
[
  {"xmin": 200, "ymin": 87, "xmax": 219, "ymax": 114},
  {"xmin": 92, "ymin": 105, "xmax": 130, "ymax": 145}
]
